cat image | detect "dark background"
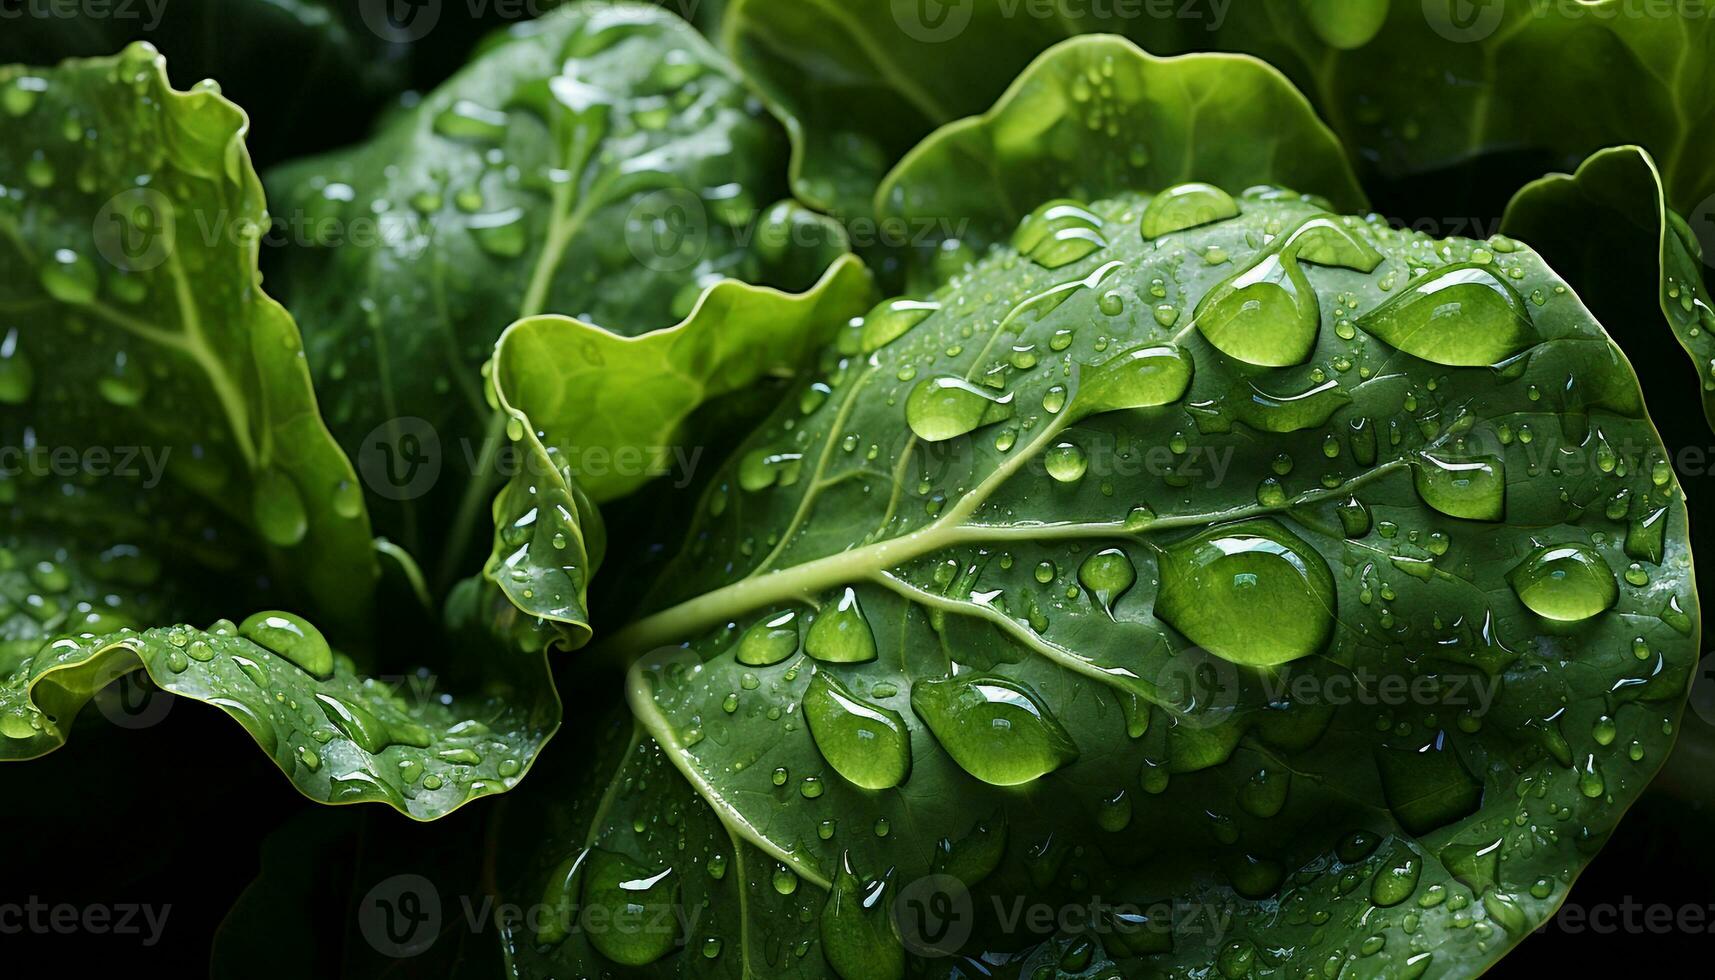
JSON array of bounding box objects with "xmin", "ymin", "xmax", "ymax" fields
[{"xmin": 2, "ymin": 3, "xmax": 1712, "ymax": 976}]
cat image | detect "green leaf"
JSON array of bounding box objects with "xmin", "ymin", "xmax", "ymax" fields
[
  {"xmin": 0, "ymin": 43, "xmax": 376, "ymax": 631},
  {"xmin": 728, "ymin": 0, "xmax": 1715, "ymax": 217},
  {"xmin": 0, "ymin": 46, "xmax": 559, "ymax": 820},
  {"xmin": 1502, "ymin": 145, "xmax": 1715, "ymax": 431},
  {"xmin": 499, "ymin": 189, "xmax": 1698, "ymax": 975},
  {"xmin": 487, "ymin": 256, "xmax": 876, "ymax": 648},
  {"xmin": 876, "ymin": 35, "xmax": 1366, "ymax": 258},
  {"xmin": 0, "ymin": 0, "xmax": 403, "ymax": 166},
  {"xmin": 264, "ymin": 1, "xmax": 849, "ymax": 585}
]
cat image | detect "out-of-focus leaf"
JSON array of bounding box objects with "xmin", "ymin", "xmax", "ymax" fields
[{"xmin": 1503, "ymin": 145, "xmax": 1715, "ymax": 430}]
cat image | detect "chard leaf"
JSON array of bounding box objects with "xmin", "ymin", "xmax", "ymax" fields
[
  {"xmin": 728, "ymin": 0, "xmax": 1715, "ymax": 217},
  {"xmin": 498, "ymin": 187, "xmax": 1698, "ymax": 975},
  {"xmin": 0, "ymin": 0, "xmax": 404, "ymax": 165},
  {"xmin": 488, "ymin": 256, "xmax": 876, "ymax": 646},
  {"xmin": 0, "ymin": 46, "xmax": 558, "ymax": 819},
  {"xmin": 264, "ymin": 1, "xmax": 848, "ymax": 585},
  {"xmin": 876, "ymin": 36, "xmax": 1366, "ymax": 260},
  {"xmin": 1502, "ymin": 145, "xmax": 1715, "ymax": 431}
]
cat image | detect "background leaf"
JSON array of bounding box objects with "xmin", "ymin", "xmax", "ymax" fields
[{"xmin": 264, "ymin": 1, "xmax": 850, "ymax": 590}]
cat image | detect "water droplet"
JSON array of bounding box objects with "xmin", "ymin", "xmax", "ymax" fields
[
  {"xmin": 1045, "ymin": 442, "xmax": 1088, "ymax": 483},
  {"xmin": 1140, "ymin": 182, "xmax": 1238, "ymax": 239},
  {"xmin": 1371, "ymin": 850, "xmax": 1422, "ymax": 907},
  {"xmin": 1357, "ymin": 263, "xmax": 1536, "ymax": 366},
  {"xmin": 253, "ymin": 468, "xmax": 309, "ymax": 547},
  {"xmin": 433, "ymin": 99, "xmax": 509, "ymax": 142},
  {"xmin": 1013, "ymin": 199, "xmax": 1107, "ymax": 268},
  {"xmin": 911, "ymin": 675, "xmax": 1079, "ymax": 786},
  {"xmin": 1413, "ymin": 452, "xmax": 1505, "ymax": 521},
  {"xmin": 804, "ymin": 672, "xmax": 911, "ymax": 790},
  {"xmin": 0, "ymin": 329, "xmax": 33, "ymax": 404},
  {"xmin": 1508, "ymin": 544, "xmax": 1616, "ymax": 622},
  {"xmin": 804, "ymin": 588, "xmax": 877, "ymax": 663},
  {"xmin": 239, "ymin": 610, "xmax": 333, "ymax": 679},
  {"xmin": 1156, "ymin": 519, "xmax": 1336, "ymax": 666},
  {"xmin": 906, "ymin": 376, "xmax": 1015, "ymax": 442},
  {"xmin": 1072, "ymin": 342, "xmax": 1193, "ymax": 417},
  {"xmin": 1078, "ymin": 548, "xmax": 1135, "ymax": 616},
  {"xmin": 736, "ymin": 610, "xmax": 799, "ymax": 666},
  {"xmin": 580, "ymin": 851, "xmax": 679, "ymax": 966},
  {"xmin": 40, "ymin": 248, "xmax": 97, "ymax": 304},
  {"xmin": 1193, "ymin": 251, "xmax": 1320, "ymax": 367},
  {"xmin": 859, "ymin": 298, "xmax": 938, "ymax": 351},
  {"xmin": 821, "ymin": 855, "xmax": 903, "ymax": 980}
]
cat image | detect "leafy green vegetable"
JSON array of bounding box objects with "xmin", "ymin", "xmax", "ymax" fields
[
  {"xmin": 265, "ymin": 1, "xmax": 847, "ymax": 586},
  {"xmin": 488, "ymin": 256, "xmax": 875, "ymax": 646},
  {"xmin": 728, "ymin": 0, "xmax": 1715, "ymax": 217},
  {"xmin": 875, "ymin": 36, "xmax": 1366, "ymax": 261},
  {"xmin": 500, "ymin": 180, "xmax": 1699, "ymax": 976},
  {"xmin": 0, "ymin": 0, "xmax": 403, "ymax": 165},
  {"xmin": 0, "ymin": 45, "xmax": 557, "ymax": 819},
  {"xmin": 1502, "ymin": 145, "xmax": 1715, "ymax": 429}
]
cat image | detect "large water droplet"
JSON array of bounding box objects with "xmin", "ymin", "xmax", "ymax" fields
[
  {"xmin": 1078, "ymin": 548, "xmax": 1136, "ymax": 617},
  {"xmin": 1156, "ymin": 520, "xmax": 1336, "ymax": 666},
  {"xmin": 906, "ymin": 376, "xmax": 1015, "ymax": 442},
  {"xmin": 1370, "ymin": 850, "xmax": 1422, "ymax": 907},
  {"xmin": 40, "ymin": 248, "xmax": 97, "ymax": 304},
  {"xmin": 1357, "ymin": 263, "xmax": 1536, "ymax": 366},
  {"xmin": 805, "ymin": 588, "xmax": 877, "ymax": 663},
  {"xmin": 1193, "ymin": 252, "xmax": 1320, "ymax": 367},
  {"xmin": 0, "ymin": 328, "xmax": 33, "ymax": 404},
  {"xmin": 580, "ymin": 850, "xmax": 680, "ymax": 966},
  {"xmin": 1073, "ymin": 342, "xmax": 1193, "ymax": 418},
  {"xmin": 1508, "ymin": 544, "xmax": 1616, "ymax": 622},
  {"xmin": 1140, "ymin": 182, "xmax": 1238, "ymax": 239},
  {"xmin": 911, "ymin": 675, "xmax": 1078, "ymax": 786},
  {"xmin": 1413, "ymin": 452, "xmax": 1505, "ymax": 521},
  {"xmin": 859, "ymin": 298, "xmax": 938, "ymax": 351},
  {"xmin": 1013, "ymin": 199, "xmax": 1106, "ymax": 269},
  {"xmin": 821, "ymin": 855, "xmax": 903, "ymax": 980},
  {"xmin": 239, "ymin": 610, "xmax": 332, "ymax": 680},
  {"xmin": 432, "ymin": 99, "xmax": 509, "ymax": 142},
  {"xmin": 736, "ymin": 610, "xmax": 799, "ymax": 666},
  {"xmin": 253, "ymin": 468, "xmax": 309, "ymax": 547},
  {"xmin": 804, "ymin": 672, "xmax": 911, "ymax": 790}
]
